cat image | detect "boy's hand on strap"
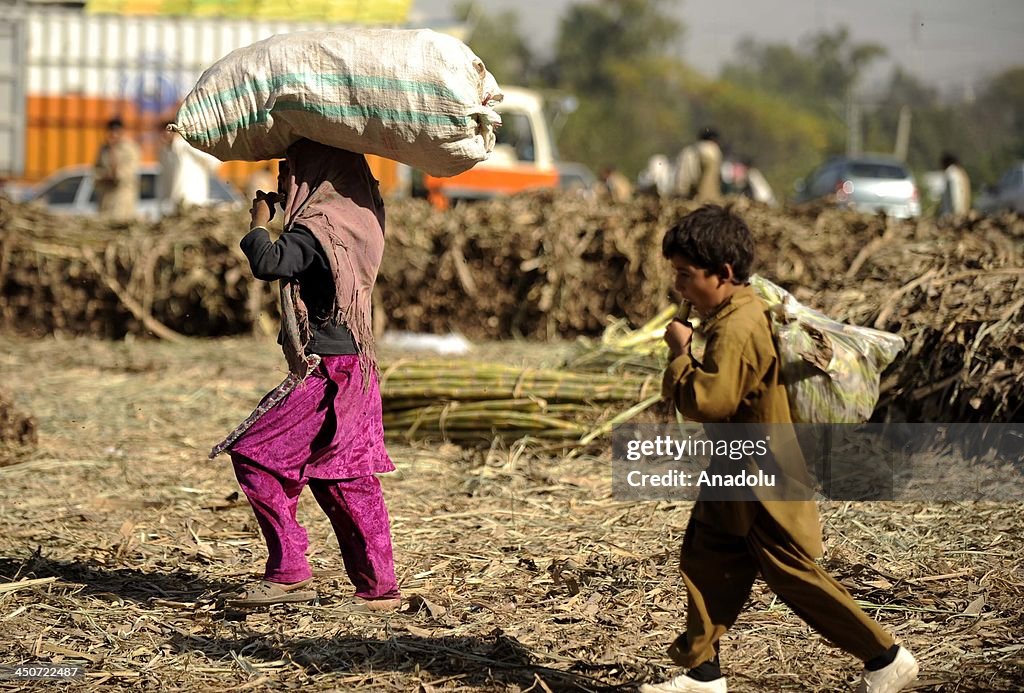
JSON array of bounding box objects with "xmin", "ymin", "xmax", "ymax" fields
[{"xmin": 665, "ymin": 318, "xmax": 693, "ymax": 359}]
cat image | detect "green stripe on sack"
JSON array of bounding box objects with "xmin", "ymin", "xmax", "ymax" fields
[
  {"xmin": 178, "ymin": 72, "xmax": 466, "ymax": 124},
  {"xmin": 188, "ymin": 100, "xmax": 470, "ymax": 143},
  {"xmin": 273, "ymin": 101, "xmax": 467, "ymax": 126}
]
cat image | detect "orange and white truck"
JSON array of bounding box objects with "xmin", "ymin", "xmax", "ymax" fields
[{"xmin": 422, "ymin": 86, "xmax": 560, "ymax": 209}]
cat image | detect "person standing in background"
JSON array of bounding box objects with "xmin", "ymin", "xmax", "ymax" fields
[
  {"xmin": 744, "ymin": 161, "xmax": 777, "ymax": 207},
  {"xmin": 675, "ymin": 128, "xmax": 723, "ymax": 202},
  {"xmin": 157, "ymin": 122, "xmax": 223, "ymax": 215},
  {"xmin": 938, "ymin": 152, "xmax": 971, "ymax": 219},
  {"xmin": 94, "ymin": 117, "xmax": 141, "ymax": 221},
  {"xmin": 724, "ymin": 155, "xmax": 777, "ymax": 207},
  {"xmin": 637, "ymin": 154, "xmax": 675, "ymax": 198},
  {"xmin": 598, "ymin": 165, "xmax": 634, "ymax": 203}
]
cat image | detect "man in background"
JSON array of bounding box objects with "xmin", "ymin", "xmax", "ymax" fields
[
  {"xmin": 94, "ymin": 117, "xmax": 141, "ymax": 221},
  {"xmin": 675, "ymin": 127, "xmax": 723, "ymax": 202},
  {"xmin": 157, "ymin": 122, "xmax": 223, "ymax": 215},
  {"xmin": 938, "ymin": 152, "xmax": 971, "ymax": 219},
  {"xmin": 598, "ymin": 165, "xmax": 634, "ymax": 203}
]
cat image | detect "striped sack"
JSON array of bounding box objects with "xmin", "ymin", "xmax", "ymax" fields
[{"xmin": 172, "ymin": 28, "xmax": 503, "ymax": 176}]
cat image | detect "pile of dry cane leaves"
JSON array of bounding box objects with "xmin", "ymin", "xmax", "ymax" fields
[
  {"xmin": 2, "ymin": 193, "xmax": 1022, "ymax": 423},
  {"xmin": 0, "ymin": 334, "xmax": 1021, "ymax": 691},
  {"xmin": 0, "ymin": 388, "xmax": 37, "ymax": 466}
]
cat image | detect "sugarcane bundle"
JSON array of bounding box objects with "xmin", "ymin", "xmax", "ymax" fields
[
  {"xmin": 567, "ymin": 304, "xmax": 676, "ymax": 376},
  {"xmin": 379, "ymin": 359, "xmax": 662, "ymax": 445}
]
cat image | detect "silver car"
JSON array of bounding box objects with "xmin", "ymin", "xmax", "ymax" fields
[
  {"xmin": 976, "ymin": 161, "xmax": 1024, "ymax": 214},
  {"xmin": 794, "ymin": 155, "xmax": 921, "ymax": 219},
  {"xmin": 21, "ymin": 163, "xmax": 243, "ymax": 221},
  {"xmin": 556, "ymin": 161, "xmax": 597, "ymax": 193}
]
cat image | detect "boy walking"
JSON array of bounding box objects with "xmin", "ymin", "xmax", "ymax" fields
[{"xmin": 643, "ymin": 205, "xmax": 917, "ymax": 693}]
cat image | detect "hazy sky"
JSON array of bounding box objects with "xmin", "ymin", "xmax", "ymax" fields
[{"xmin": 411, "ymin": 0, "xmax": 1024, "ymax": 95}]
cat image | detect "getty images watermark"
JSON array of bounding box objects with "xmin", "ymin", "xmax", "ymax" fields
[
  {"xmin": 612, "ymin": 423, "xmax": 1024, "ymax": 502},
  {"xmin": 622, "ymin": 434, "xmax": 777, "ymax": 490}
]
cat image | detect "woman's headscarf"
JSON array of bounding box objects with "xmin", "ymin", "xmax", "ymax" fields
[{"xmin": 278, "ymin": 139, "xmax": 385, "ymax": 386}]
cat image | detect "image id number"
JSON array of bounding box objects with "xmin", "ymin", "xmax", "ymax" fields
[{"xmin": 0, "ymin": 664, "xmax": 84, "ymax": 680}]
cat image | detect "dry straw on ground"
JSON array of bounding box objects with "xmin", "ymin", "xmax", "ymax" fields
[
  {"xmin": 1, "ymin": 194, "xmax": 1022, "ymax": 690},
  {"xmin": 0, "ymin": 334, "xmax": 1021, "ymax": 692}
]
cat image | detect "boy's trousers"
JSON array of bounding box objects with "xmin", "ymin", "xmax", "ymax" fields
[{"xmin": 670, "ymin": 505, "xmax": 894, "ymax": 668}]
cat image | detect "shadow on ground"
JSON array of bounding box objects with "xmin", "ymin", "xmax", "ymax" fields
[
  {"xmin": 168, "ymin": 629, "xmax": 643, "ymax": 692},
  {"xmin": 0, "ymin": 553, "xmax": 238, "ymax": 603}
]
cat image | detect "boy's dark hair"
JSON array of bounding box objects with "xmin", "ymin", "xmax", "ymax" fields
[
  {"xmin": 106, "ymin": 117, "xmax": 125, "ymax": 130},
  {"xmin": 661, "ymin": 204, "xmax": 755, "ymax": 281},
  {"xmin": 940, "ymin": 152, "xmax": 959, "ymax": 168}
]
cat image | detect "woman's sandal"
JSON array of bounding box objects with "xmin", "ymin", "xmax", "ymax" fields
[{"xmin": 226, "ymin": 579, "xmax": 317, "ymax": 607}]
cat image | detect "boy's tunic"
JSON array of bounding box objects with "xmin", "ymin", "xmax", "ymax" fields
[{"xmin": 661, "ymin": 284, "xmax": 823, "ymax": 557}]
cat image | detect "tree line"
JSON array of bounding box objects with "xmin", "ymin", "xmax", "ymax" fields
[{"xmin": 456, "ymin": 0, "xmax": 1024, "ymax": 202}]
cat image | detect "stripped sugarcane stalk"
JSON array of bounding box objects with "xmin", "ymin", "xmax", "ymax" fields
[{"xmin": 378, "ymin": 360, "xmax": 661, "ymax": 446}]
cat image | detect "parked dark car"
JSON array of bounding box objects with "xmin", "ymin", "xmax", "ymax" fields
[
  {"xmin": 976, "ymin": 161, "xmax": 1024, "ymax": 214},
  {"xmin": 793, "ymin": 155, "xmax": 921, "ymax": 219}
]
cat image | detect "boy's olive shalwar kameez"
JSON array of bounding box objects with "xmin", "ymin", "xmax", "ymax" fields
[{"xmin": 661, "ymin": 285, "xmax": 894, "ymax": 668}]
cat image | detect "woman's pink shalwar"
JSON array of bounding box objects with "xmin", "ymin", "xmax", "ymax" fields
[{"xmin": 229, "ymin": 354, "xmax": 399, "ymax": 600}]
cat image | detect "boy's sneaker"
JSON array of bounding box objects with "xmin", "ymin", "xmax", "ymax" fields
[
  {"xmin": 857, "ymin": 647, "xmax": 919, "ymax": 693},
  {"xmin": 640, "ymin": 673, "xmax": 727, "ymax": 693}
]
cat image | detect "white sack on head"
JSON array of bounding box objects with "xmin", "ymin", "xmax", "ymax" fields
[{"xmin": 172, "ymin": 28, "xmax": 503, "ymax": 177}]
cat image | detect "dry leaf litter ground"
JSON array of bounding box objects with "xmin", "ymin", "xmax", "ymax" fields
[{"xmin": 0, "ymin": 334, "xmax": 1021, "ymax": 692}]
